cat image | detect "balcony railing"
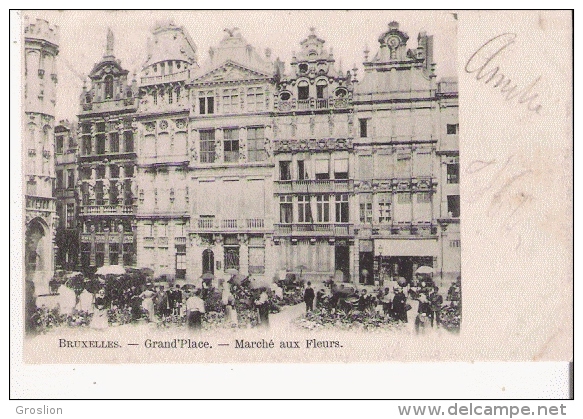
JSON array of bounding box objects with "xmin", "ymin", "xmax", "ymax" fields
[
  {"xmin": 274, "ymin": 223, "xmax": 353, "ymax": 237},
  {"xmin": 194, "ymin": 218, "xmax": 266, "ymax": 232},
  {"xmin": 81, "ymin": 97, "xmax": 138, "ymax": 113},
  {"xmin": 175, "ymin": 237, "xmax": 187, "ymax": 245},
  {"xmin": 80, "ymin": 205, "xmax": 135, "ymax": 215},
  {"xmin": 140, "ymin": 70, "xmax": 189, "ymax": 86},
  {"xmin": 274, "ymin": 179, "xmax": 354, "ymax": 194},
  {"xmin": 276, "ymin": 97, "xmax": 353, "ymax": 112},
  {"xmin": 26, "ymin": 196, "xmax": 53, "ymax": 211}
]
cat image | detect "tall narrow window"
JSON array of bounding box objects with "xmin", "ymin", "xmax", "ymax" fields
[
  {"xmin": 378, "ymin": 193, "xmax": 392, "ymax": 223},
  {"xmin": 395, "ymin": 150, "xmax": 411, "ymax": 178},
  {"xmin": 359, "ymin": 119, "xmax": 368, "ymax": 138},
  {"xmin": 222, "ymin": 88, "xmax": 239, "ymax": 113},
  {"xmin": 175, "ymin": 245, "xmax": 186, "ymax": 279},
  {"xmin": 247, "ymin": 127, "xmax": 266, "ymax": 162},
  {"xmin": 335, "ymin": 194, "xmax": 349, "ymax": 223},
  {"xmin": 316, "ymin": 80, "xmax": 328, "ymax": 99},
  {"xmin": 96, "ymin": 134, "xmax": 106, "ymax": 155},
  {"xmin": 104, "ymin": 75, "xmax": 114, "ymax": 99},
  {"xmin": 359, "ymin": 193, "xmax": 373, "ymax": 224},
  {"xmin": 110, "ymin": 132, "xmax": 119, "ymax": 153},
  {"xmin": 168, "ymin": 89, "xmax": 173, "ymax": 104},
  {"xmin": 56, "ymin": 170, "xmax": 64, "ymax": 189},
  {"xmin": 447, "ymin": 163, "xmax": 459, "ymax": 184},
  {"xmin": 82, "ymin": 136, "xmax": 91, "ymax": 155},
  {"xmin": 447, "ymin": 195, "xmax": 460, "ymax": 218},
  {"xmin": 334, "ymin": 158, "xmax": 349, "ymax": 180},
  {"xmin": 359, "ymin": 155, "xmax": 373, "ymax": 180},
  {"xmin": 56, "ymin": 135, "xmax": 64, "ymax": 154},
  {"xmin": 66, "ymin": 203, "xmax": 75, "ymax": 228},
  {"xmin": 279, "ymin": 161, "xmax": 291, "ymax": 180},
  {"xmin": 199, "ymin": 130, "xmax": 216, "ymax": 163},
  {"xmin": 316, "ymin": 194, "xmax": 330, "ymax": 223},
  {"xmin": 199, "ymin": 91, "xmax": 214, "ymax": 114},
  {"xmin": 223, "ymin": 128, "xmax": 239, "ymax": 163},
  {"xmin": 124, "ymin": 131, "xmax": 134, "ymax": 152},
  {"xmin": 298, "ymin": 160, "xmax": 307, "ymax": 180},
  {"xmin": 279, "ymin": 196, "xmax": 293, "ymax": 223},
  {"xmin": 67, "ymin": 169, "xmax": 75, "ymax": 189},
  {"xmin": 95, "ymin": 181, "xmax": 104, "ymax": 206},
  {"xmin": 297, "ymin": 195, "xmax": 312, "ymax": 223}
]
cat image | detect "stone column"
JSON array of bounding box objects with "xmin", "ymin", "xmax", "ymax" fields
[{"xmin": 103, "ymin": 228, "xmax": 110, "ymax": 266}]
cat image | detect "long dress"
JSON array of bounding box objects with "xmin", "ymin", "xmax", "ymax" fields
[
  {"xmin": 90, "ymin": 296, "xmax": 108, "ymax": 329},
  {"xmin": 140, "ymin": 290, "xmax": 156, "ymax": 322},
  {"xmin": 57, "ymin": 285, "xmax": 77, "ymax": 316}
]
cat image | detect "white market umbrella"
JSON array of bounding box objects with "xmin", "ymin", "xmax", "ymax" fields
[
  {"xmin": 415, "ymin": 266, "xmax": 434, "ymax": 275},
  {"xmin": 96, "ymin": 264, "xmax": 126, "ymax": 276}
]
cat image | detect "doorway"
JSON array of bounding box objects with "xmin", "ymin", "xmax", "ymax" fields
[
  {"xmin": 334, "ymin": 244, "xmax": 350, "ymax": 282},
  {"xmin": 202, "ymin": 249, "xmax": 214, "ymax": 274}
]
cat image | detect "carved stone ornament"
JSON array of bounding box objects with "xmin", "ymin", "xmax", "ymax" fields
[
  {"xmin": 159, "ymin": 120, "xmax": 169, "ymax": 131},
  {"xmin": 175, "ymin": 119, "xmax": 186, "ymax": 130},
  {"xmin": 144, "ymin": 122, "xmax": 155, "ymax": 132}
]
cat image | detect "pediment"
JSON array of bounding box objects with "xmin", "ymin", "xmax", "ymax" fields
[
  {"xmin": 192, "ymin": 61, "xmax": 271, "ymax": 84},
  {"xmin": 89, "ymin": 59, "xmax": 129, "ymax": 80}
]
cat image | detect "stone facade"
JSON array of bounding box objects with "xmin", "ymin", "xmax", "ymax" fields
[
  {"xmin": 63, "ymin": 21, "xmax": 459, "ymax": 286},
  {"xmin": 76, "ymin": 29, "xmax": 138, "ymax": 272},
  {"xmin": 24, "ymin": 17, "xmax": 59, "ymax": 294}
]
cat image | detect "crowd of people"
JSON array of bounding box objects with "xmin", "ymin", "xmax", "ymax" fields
[{"xmin": 303, "ymin": 275, "xmax": 462, "ymax": 333}]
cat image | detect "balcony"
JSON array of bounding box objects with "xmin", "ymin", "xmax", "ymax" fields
[
  {"xmin": 274, "ymin": 179, "xmax": 354, "ymax": 194},
  {"xmin": 80, "ymin": 97, "xmax": 138, "ymax": 114},
  {"xmin": 276, "ymin": 97, "xmax": 353, "ymax": 112},
  {"xmin": 140, "ymin": 70, "xmax": 189, "ymax": 86},
  {"xmin": 274, "ymin": 223, "xmax": 353, "ymax": 237},
  {"xmin": 194, "ymin": 217, "xmax": 266, "ymax": 232},
  {"xmin": 80, "ymin": 205, "xmax": 135, "ymax": 215},
  {"xmin": 26, "ymin": 196, "xmax": 54, "ymax": 211},
  {"xmin": 175, "ymin": 237, "xmax": 187, "ymax": 245}
]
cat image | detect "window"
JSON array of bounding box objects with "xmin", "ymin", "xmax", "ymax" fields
[
  {"xmin": 417, "ymin": 192, "xmax": 431, "ymax": 203},
  {"xmin": 95, "ymin": 181, "xmax": 104, "ymax": 205},
  {"xmin": 109, "ymin": 180, "xmax": 119, "ymax": 204},
  {"xmin": 158, "ymin": 222, "xmax": 168, "ymax": 237},
  {"xmin": 199, "ymin": 91, "xmax": 214, "ymax": 115},
  {"xmin": 222, "ymin": 88, "xmax": 239, "ymax": 113},
  {"xmin": 359, "ymin": 119, "xmax": 368, "ymax": 138},
  {"xmin": 280, "ymin": 91, "xmax": 291, "ymax": 101},
  {"xmin": 447, "ymin": 123, "xmax": 459, "ymax": 135},
  {"xmin": 56, "ymin": 170, "xmax": 64, "ymax": 189},
  {"xmin": 316, "ymin": 195, "xmax": 330, "ymax": 223},
  {"xmin": 248, "ymin": 236, "xmax": 265, "ymax": 274},
  {"xmin": 335, "ymin": 194, "xmax": 349, "ymax": 223},
  {"xmin": 176, "ymin": 245, "xmax": 186, "ymax": 279},
  {"xmin": 316, "ymin": 80, "xmax": 328, "ymax": 99},
  {"xmin": 110, "ymin": 132, "xmax": 119, "ymax": 153},
  {"xmin": 82, "ymin": 123, "xmax": 92, "ymax": 134},
  {"xmin": 67, "ymin": 169, "xmax": 75, "ymax": 189},
  {"xmin": 247, "ymin": 87, "xmax": 264, "ymax": 111},
  {"xmin": 175, "ymin": 87, "xmax": 181, "ymax": 103},
  {"xmin": 247, "ymin": 127, "xmax": 266, "ymax": 162},
  {"xmin": 224, "ymin": 237, "xmax": 240, "ymax": 270},
  {"xmin": 334, "ymin": 158, "xmax": 349, "ymax": 180},
  {"xmin": 95, "ymin": 243, "xmax": 105, "ymax": 267},
  {"xmin": 279, "ymin": 161, "xmax": 291, "ymax": 180},
  {"xmin": 223, "ymin": 128, "xmax": 239, "ymax": 162},
  {"xmin": 124, "ymin": 131, "xmax": 134, "ymax": 153},
  {"xmin": 447, "ymin": 163, "xmax": 459, "ymax": 184},
  {"xmin": 104, "ymin": 76, "xmax": 114, "ymax": 99},
  {"xmin": 298, "ymin": 160, "xmax": 307, "ymax": 180},
  {"xmin": 82, "ymin": 136, "xmax": 91, "ymax": 155},
  {"xmin": 56, "ymin": 135, "xmax": 64, "ymax": 154},
  {"xmin": 66, "ymin": 203, "xmax": 74, "ymax": 228},
  {"xmin": 397, "ymin": 193, "xmax": 411, "ymax": 204},
  {"xmin": 168, "ymin": 89, "xmax": 173, "ymax": 104},
  {"xmin": 359, "ymin": 155, "xmax": 373, "ymax": 180},
  {"xmin": 315, "ymin": 159, "xmax": 330, "ymax": 180},
  {"xmin": 396, "ymin": 151, "xmax": 411, "ymax": 177},
  {"xmin": 359, "ymin": 194, "xmax": 373, "ymax": 224},
  {"xmin": 123, "ymin": 179, "xmax": 132, "ymax": 205},
  {"xmin": 123, "ymin": 243, "xmax": 134, "ymax": 266},
  {"xmin": 96, "ymin": 134, "xmax": 106, "ymax": 154},
  {"xmin": 81, "ymin": 183, "xmax": 90, "ymax": 205},
  {"xmin": 96, "ymin": 166, "xmax": 106, "ymax": 179},
  {"xmin": 298, "ymin": 81, "xmax": 309, "ymax": 100},
  {"xmin": 153, "ymin": 91, "xmax": 158, "ymax": 105},
  {"xmin": 200, "ymin": 130, "xmax": 216, "ymax": 163},
  {"xmin": 447, "ymin": 195, "xmax": 460, "ymax": 218},
  {"xmin": 378, "ymin": 193, "xmax": 391, "ymax": 223},
  {"xmin": 110, "ymin": 165, "xmax": 120, "ymax": 179},
  {"xmin": 415, "ymin": 152, "xmax": 432, "ymax": 177},
  {"xmin": 280, "ymin": 196, "xmax": 293, "ymax": 223},
  {"xmin": 68, "ymin": 134, "xmax": 75, "ymax": 149},
  {"xmin": 109, "ymin": 243, "xmax": 119, "ymax": 266},
  {"xmin": 96, "ymin": 122, "xmax": 106, "ymax": 133},
  {"xmin": 298, "ymin": 195, "xmax": 312, "ymax": 223},
  {"xmin": 449, "ymin": 239, "xmax": 461, "ymax": 248},
  {"xmin": 299, "ymin": 63, "xmax": 308, "ymax": 73}
]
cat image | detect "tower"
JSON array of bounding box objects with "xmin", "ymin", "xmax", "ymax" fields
[{"xmin": 23, "ymin": 17, "xmax": 59, "ymax": 295}]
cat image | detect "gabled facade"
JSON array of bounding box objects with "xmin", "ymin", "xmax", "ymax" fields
[
  {"xmin": 185, "ymin": 28, "xmax": 277, "ymax": 282},
  {"xmin": 135, "ymin": 21, "xmax": 198, "ymax": 280},
  {"xmin": 272, "ymin": 29, "xmax": 357, "ymax": 282},
  {"xmin": 77, "ymin": 29, "xmax": 139, "ymax": 272}
]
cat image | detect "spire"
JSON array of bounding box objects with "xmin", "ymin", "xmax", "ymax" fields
[{"xmin": 105, "ymin": 28, "xmax": 114, "ymax": 58}]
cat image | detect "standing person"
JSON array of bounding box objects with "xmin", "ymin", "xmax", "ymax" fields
[
  {"xmin": 392, "ymin": 287, "xmax": 408, "ymax": 322},
  {"xmin": 173, "ymin": 285, "xmax": 183, "ymax": 316},
  {"xmin": 429, "ymin": 285, "xmax": 443, "ymax": 328},
  {"xmin": 90, "ymin": 289, "xmax": 109, "ymax": 330},
  {"xmin": 304, "ymin": 281, "xmax": 315, "ymax": 313},
  {"xmin": 140, "ymin": 286, "xmax": 156, "ymax": 322},
  {"xmin": 415, "ymin": 293, "xmax": 432, "ymax": 334},
  {"xmin": 255, "ymin": 288, "xmax": 270, "ymax": 327},
  {"xmin": 185, "ymin": 290, "xmax": 205, "ymax": 330}
]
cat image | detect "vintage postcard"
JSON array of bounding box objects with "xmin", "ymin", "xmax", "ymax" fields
[{"xmin": 11, "ymin": 9, "xmax": 572, "ymax": 371}]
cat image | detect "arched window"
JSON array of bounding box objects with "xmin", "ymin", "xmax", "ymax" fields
[
  {"xmin": 316, "ymin": 79, "xmax": 328, "ymax": 99},
  {"xmin": 279, "ymin": 91, "xmax": 291, "ymax": 101},
  {"xmin": 202, "ymin": 249, "xmax": 214, "ymax": 274},
  {"xmin": 175, "ymin": 87, "xmax": 181, "ymax": 103},
  {"xmin": 298, "ymin": 81, "xmax": 309, "ymax": 101},
  {"xmin": 104, "ymin": 75, "xmax": 114, "ymax": 99},
  {"xmin": 168, "ymin": 89, "xmax": 173, "ymax": 104}
]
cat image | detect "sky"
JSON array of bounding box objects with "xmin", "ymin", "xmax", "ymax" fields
[{"xmin": 21, "ymin": 10, "xmax": 458, "ymax": 122}]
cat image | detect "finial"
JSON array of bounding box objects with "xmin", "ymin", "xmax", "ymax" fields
[
  {"xmin": 105, "ymin": 28, "xmax": 114, "ymax": 57},
  {"xmin": 364, "ymin": 45, "xmax": 370, "ymax": 61},
  {"xmin": 309, "ymin": 27, "xmax": 316, "ymax": 35}
]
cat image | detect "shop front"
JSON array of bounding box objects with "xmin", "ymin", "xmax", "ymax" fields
[{"xmin": 374, "ymin": 238, "xmax": 439, "ymax": 286}]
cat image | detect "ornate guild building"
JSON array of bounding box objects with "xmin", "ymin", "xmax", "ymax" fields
[
  {"xmin": 76, "ymin": 29, "xmax": 139, "ymax": 272},
  {"xmin": 23, "ymin": 18, "xmax": 59, "ymax": 294},
  {"xmin": 30, "ymin": 19, "xmax": 459, "ymax": 288}
]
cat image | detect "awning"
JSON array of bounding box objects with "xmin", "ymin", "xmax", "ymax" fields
[{"xmin": 374, "ymin": 238, "xmax": 438, "ymax": 257}]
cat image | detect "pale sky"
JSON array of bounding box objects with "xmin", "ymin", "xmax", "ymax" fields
[{"xmin": 22, "ymin": 10, "xmax": 458, "ymax": 122}]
